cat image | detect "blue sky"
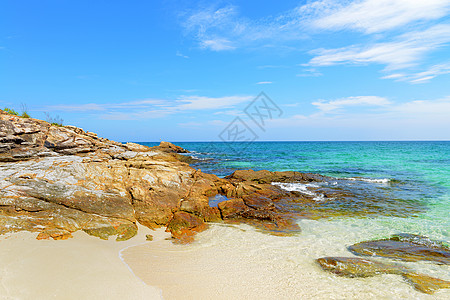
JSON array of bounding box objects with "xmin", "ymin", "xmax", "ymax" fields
[{"xmin": 1, "ymin": 0, "xmax": 450, "ymax": 141}]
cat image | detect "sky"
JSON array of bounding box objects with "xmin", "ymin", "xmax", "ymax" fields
[{"xmin": 1, "ymin": 0, "xmax": 450, "ymax": 142}]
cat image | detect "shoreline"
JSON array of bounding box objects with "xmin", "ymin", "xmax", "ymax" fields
[{"xmin": 121, "ymin": 220, "xmax": 450, "ymax": 300}]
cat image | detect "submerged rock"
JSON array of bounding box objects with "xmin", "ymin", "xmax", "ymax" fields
[
  {"xmin": 348, "ymin": 233, "xmax": 450, "ymax": 265},
  {"xmin": 317, "ymin": 256, "xmax": 450, "ymax": 294}
]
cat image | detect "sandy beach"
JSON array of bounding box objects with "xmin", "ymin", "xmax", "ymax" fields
[
  {"xmin": 122, "ymin": 221, "xmax": 450, "ymax": 300},
  {"xmin": 1, "ymin": 220, "xmax": 449, "ymax": 300},
  {"xmin": 0, "ymin": 225, "xmax": 162, "ymax": 300}
]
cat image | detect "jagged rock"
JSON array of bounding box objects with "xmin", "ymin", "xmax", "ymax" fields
[
  {"xmin": 166, "ymin": 211, "xmax": 207, "ymax": 243},
  {"xmin": 151, "ymin": 141, "xmax": 190, "ymax": 153},
  {"xmin": 317, "ymin": 257, "xmax": 450, "ymax": 294},
  {"xmin": 0, "ymin": 110, "xmax": 216, "ymax": 241},
  {"xmin": 348, "ymin": 233, "xmax": 450, "ymax": 265}
]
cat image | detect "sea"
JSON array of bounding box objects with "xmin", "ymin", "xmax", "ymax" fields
[{"xmin": 132, "ymin": 141, "xmax": 450, "ymax": 299}]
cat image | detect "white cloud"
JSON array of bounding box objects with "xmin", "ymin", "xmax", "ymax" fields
[
  {"xmin": 182, "ymin": 4, "xmax": 310, "ymax": 51},
  {"xmin": 176, "ymin": 51, "xmax": 189, "ymax": 58},
  {"xmin": 176, "ymin": 95, "xmax": 251, "ymax": 110},
  {"xmin": 47, "ymin": 99, "xmax": 166, "ymax": 112},
  {"xmin": 313, "ymin": 0, "xmax": 450, "ymax": 33},
  {"xmin": 177, "ymin": 121, "xmax": 203, "ymax": 128},
  {"xmin": 184, "ymin": 5, "xmax": 242, "ymax": 51},
  {"xmin": 382, "ymin": 63, "xmax": 450, "ymax": 83},
  {"xmin": 47, "ymin": 103, "xmax": 106, "ymax": 112},
  {"xmin": 256, "ymin": 81, "xmax": 272, "ymax": 85},
  {"xmin": 267, "ymin": 96, "xmax": 450, "ymax": 139},
  {"xmin": 182, "ymin": 1, "xmax": 450, "ymax": 51},
  {"xmin": 181, "ymin": 2, "xmax": 450, "ymax": 83},
  {"xmin": 307, "ymin": 24, "xmax": 450, "ymax": 70},
  {"xmin": 200, "ymin": 38, "xmax": 235, "ymax": 51},
  {"xmin": 46, "ymin": 95, "xmax": 252, "ymax": 120},
  {"xmin": 296, "ymin": 68, "xmax": 322, "ymax": 77},
  {"xmin": 391, "ymin": 97, "xmax": 450, "ymax": 116},
  {"xmin": 312, "ymin": 96, "xmax": 391, "ymax": 113}
]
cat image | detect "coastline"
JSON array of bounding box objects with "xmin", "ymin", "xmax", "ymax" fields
[
  {"xmin": 0, "ymin": 225, "xmax": 163, "ymax": 300},
  {"xmin": 122, "ymin": 220, "xmax": 450, "ymax": 300}
]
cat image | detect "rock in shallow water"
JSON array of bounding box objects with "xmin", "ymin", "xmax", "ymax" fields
[
  {"xmin": 317, "ymin": 256, "xmax": 450, "ymax": 294},
  {"xmin": 348, "ymin": 233, "xmax": 450, "ymax": 265}
]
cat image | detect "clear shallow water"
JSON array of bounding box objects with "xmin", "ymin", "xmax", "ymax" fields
[
  {"xmin": 141, "ymin": 141, "xmax": 450, "ymax": 238},
  {"xmin": 134, "ymin": 141, "xmax": 450, "ymax": 298}
]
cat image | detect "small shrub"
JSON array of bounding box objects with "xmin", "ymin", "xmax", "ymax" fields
[
  {"xmin": 20, "ymin": 103, "xmax": 30, "ymax": 118},
  {"xmin": 45, "ymin": 112, "xmax": 64, "ymax": 126},
  {"xmin": 3, "ymin": 107, "xmax": 19, "ymax": 116}
]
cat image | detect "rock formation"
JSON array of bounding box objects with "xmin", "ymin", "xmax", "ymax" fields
[
  {"xmin": 0, "ymin": 110, "xmax": 318, "ymax": 242},
  {"xmin": 0, "ymin": 110, "xmax": 437, "ymax": 246},
  {"xmin": 348, "ymin": 233, "xmax": 450, "ymax": 265},
  {"xmin": 316, "ymin": 257, "xmax": 450, "ymax": 294}
]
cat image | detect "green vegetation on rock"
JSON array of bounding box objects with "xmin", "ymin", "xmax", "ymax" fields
[{"xmin": 3, "ymin": 107, "xmax": 19, "ymax": 116}]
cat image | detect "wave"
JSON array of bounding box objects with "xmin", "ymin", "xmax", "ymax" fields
[
  {"xmin": 271, "ymin": 182, "xmax": 326, "ymax": 201},
  {"xmin": 345, "ymin": 177, "xmax": 391, "ymax": 184}
]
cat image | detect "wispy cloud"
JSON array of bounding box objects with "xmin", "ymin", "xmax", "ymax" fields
[
  {"xmin": 182, "ymin": 4, "xmax": 310, "ymax": 51},
  {"xmin": 382, "ymin": 63, "xmax": 450, "ymax": 83},
  {"xmin": 256, "ymin": 81, "xmax": 272, "ymax": 85},
  {"xmin": 268, "ymin": 96, "xmax": 450, "ymax": 139},
  {"xmin": 183, "ymin": 1, "xmax": 450, "ymax": 50},
  {"xmin": 307, "ymin": 24, "xmax": 450, "ymax": 71},
  {"xmin": 176, "ymin": 95, "xmax": 252, "ymax": 110},
  {"xmin": 47, "ymin": 99, "xmax": 166, "ymax": 112},
  {"xmin": 312, "ymin": 96, "xmax": 391, "ymax": 113},
  {"xmin": 200, "ymin": 38, "xmax": 235, "ymax": 51},
  {"xmin": 176, "ymin": 51, "xmax": 189, "ymax": 58},
  {"xmin": 296, "ymin": 68, "xmax": 322, "ymax": 77},
  {"xmin": 46, "ymin": 95, "xmax": 252, "ymax": 120},
  {"xmin": 313, "ymin": 0, "xmax": 450, "ymax": 33},
  {"xmin": 182, "ymin": 1, "xmax": 450, "ymax": 83}
]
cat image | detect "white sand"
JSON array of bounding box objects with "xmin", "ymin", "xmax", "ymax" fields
[
  {"xmin": 2, "ymin": 220, "xmax": 449, "ymax": 300},
  {"xmin": 0, "ymin": 225, "xmax": 163, "ymax": 300},
  {"xmin": 122, "ymin": 221, "xmax": 450, "ymax": 300}
]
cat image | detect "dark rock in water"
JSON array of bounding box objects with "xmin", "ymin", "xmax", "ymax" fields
[
  {"xmin": 348, "ymin": 233, "xmax": 450, "ymax": 265},
  {"xmin": 317, "ymin": 257, "xmax": 450, "ymax": 294}
]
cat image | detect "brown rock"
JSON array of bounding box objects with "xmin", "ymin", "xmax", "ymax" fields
[
  {"xmin": 151, "ymin": 141, "xmax": 190, "ymax": 153},
  {"xmin": 36, "ymin": 229, "xmax": 73, "ymax": 240},
  {"xmin": 317, "ymin": 256, "xmax": 450, "ymax": 294},
  {"xmin": 166, "ymin": 211, "xmax": 208, "ymax": 243},
  {"xmin": 218, "ymin": 198, "xmax": 248, "ymax": 218},
  {"xmin": 348, "ymin": 233, "xmax": 450, "ymax": 265}
]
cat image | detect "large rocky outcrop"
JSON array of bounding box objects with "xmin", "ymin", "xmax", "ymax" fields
[
  {"xmin": 0, "ymin": 110, "xmax": 225, "ymax": 241},
  {"xmin": 0, "ymin": 110, "xmax": 431, "ymax": 243},
  {"xmin": 1, "ymin": 110, "xmax": 315, "ymax": 242}
]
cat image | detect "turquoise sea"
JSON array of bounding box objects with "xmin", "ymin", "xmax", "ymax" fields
[
  {"xmin": 135, "ymin": 141, "xmax": 450, "ymax": 298},
  {"xmin": 142, "ymin": 141, "xmax": 449, "ymax": 237}
]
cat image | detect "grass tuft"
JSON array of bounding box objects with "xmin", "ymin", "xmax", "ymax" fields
[{"xmin": 3, "ymin": 107, "xmax": 19, "ymax": 116}]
